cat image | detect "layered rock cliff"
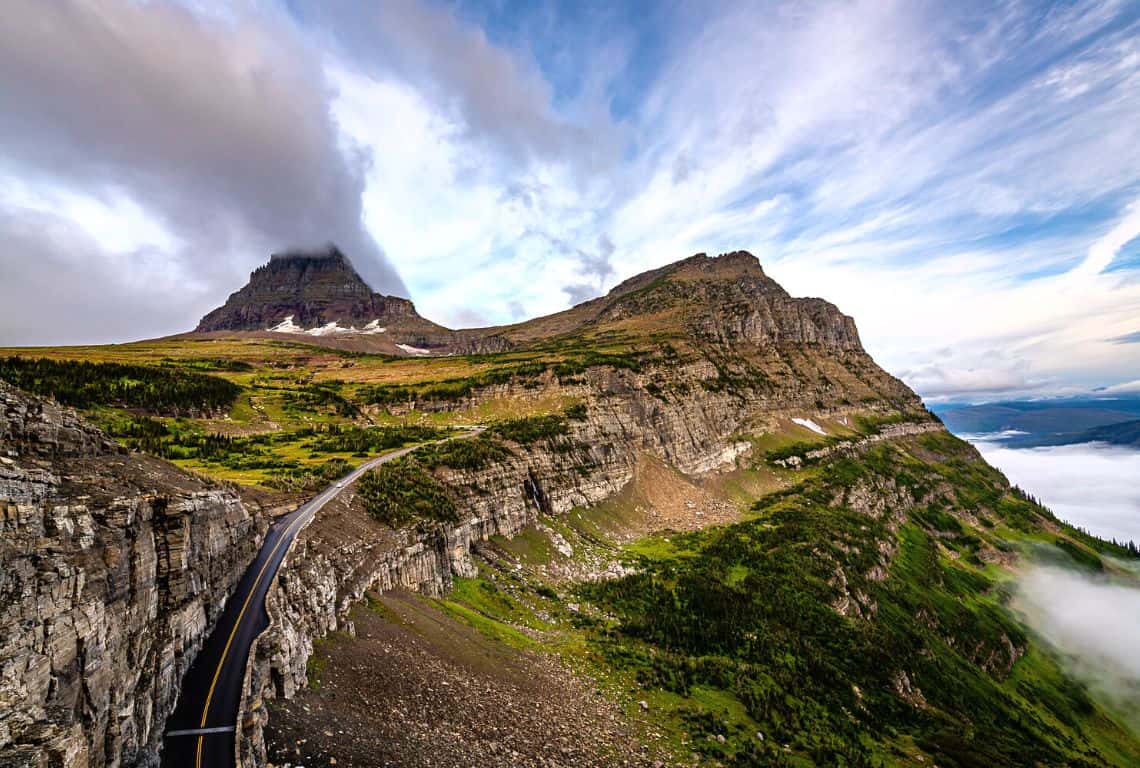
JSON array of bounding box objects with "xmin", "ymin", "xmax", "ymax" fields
[{"xmin": 0, "ymin": 383, "xmax": 264, "ymax": 768}]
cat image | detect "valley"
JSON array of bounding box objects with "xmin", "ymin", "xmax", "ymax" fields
[{"xmin": 2, "ymin": 250, "xmax": 1139, "ymax": 767}]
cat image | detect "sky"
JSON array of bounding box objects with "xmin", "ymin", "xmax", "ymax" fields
[{"xmin": 1, "ymin": 0, "xmax": 1139, "ymax": 401}]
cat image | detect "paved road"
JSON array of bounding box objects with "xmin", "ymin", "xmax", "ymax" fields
[{"xmin": 161, "ymin": 433, "xmax": 474, "ymax": 768}]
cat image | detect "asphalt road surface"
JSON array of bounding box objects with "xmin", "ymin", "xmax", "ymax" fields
[{"xmin": 161, "ymin": 432, "xmax": 474, "ymax": 768}]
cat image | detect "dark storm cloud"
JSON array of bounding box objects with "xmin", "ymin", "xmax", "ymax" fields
[{"xmin": 0, "ymin": 0, "xmax": 406, "ymax": 344}]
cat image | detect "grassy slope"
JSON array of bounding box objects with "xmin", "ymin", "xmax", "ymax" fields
[
  {"xmin": 431, "ymin": 431, "xmax": 1140, "ymax": 768},
  {"xmin": 0, "ymin": 336, "xmax": 633, "ymax": 487}
]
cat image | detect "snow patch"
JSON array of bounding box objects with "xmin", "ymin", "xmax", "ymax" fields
[
  {"xmin": 792, "ymin": 417, "xmax": 827, "ymax": 436},
  {"xmin": 396, "ymin": 343, "xmax": 433, "ymax": 356},
  {"xmin": 268, "ymin": 315, "xmax": 302, "ymax": 333},
  {"xmin": 308, "ymin": 321, "xmax": 344, "ymax": 337},
  {"xmin": 267, "ymin": 315, "xmax": 387, "ymax": 336}
]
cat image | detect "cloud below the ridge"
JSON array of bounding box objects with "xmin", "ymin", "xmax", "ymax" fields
[
  {"xmin": 973, "ymin": 440, "xmax": 1140, "ymax": 543},
  {"xmin": 1014, "ymin": 563, "xmax": 1140, "ymax": 730}
]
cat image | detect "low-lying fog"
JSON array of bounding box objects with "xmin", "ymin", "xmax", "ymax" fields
[
  {"xmin": 1014, "ymin": 563, "xmax": 1140, "ymax": 730},
  {"xmin": 971, "ymin": 439, "xmax": 1140, "ymax": 543},
  {"xmin": 963, "ymin": 434, "xmax": 1140, "ymax": 730}
]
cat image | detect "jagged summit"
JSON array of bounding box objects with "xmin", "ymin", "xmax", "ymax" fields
[
  {"xmin": 195, "ymin": 245, "xmax": 417, "ymax": 334},
  {"xmin": 604, "ymin": 250, "xmax": 766, "ymax": 298}
]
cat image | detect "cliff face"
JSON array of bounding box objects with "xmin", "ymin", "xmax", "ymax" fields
[
  {"xmin": 495, "ymin": 251, "xmax": 863, "ymax": 351},
  {"xmin": 596, "ymin": 251, "xmax": 863, "ymax": 350},
  {"xmin": 0, "ymin": 383, "xmax": 264, "ymax": 768}
]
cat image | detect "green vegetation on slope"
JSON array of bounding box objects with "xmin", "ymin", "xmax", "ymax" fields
[
  {"xmin": 416, "ymin": 435, "xmax": 512, "ymax": 470},
  {"xmin": 490, "ymin": 413, "xmax": 571, "ymax": 444},
  {"xmin": 91, "ymin": 412, "xmax": 446, "ymax": 489},
  {"xmin": 573, "ymin": 432, "xmax": 1140, "ymax": 767},
  {"xmin": 0, "ymin": 355, "xmax": 240, "ymax": 413},
  {"xmin": 358, "ymin": 459, "xmax": 458, "ymax": 527}
]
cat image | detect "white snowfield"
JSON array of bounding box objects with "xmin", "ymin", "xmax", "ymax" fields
[
  {"xmin": 268, "ymin": 315, "xmax": 387, "ymax": 336},
  {"xmin": 792, "ymin": 417, "xmax": 827, "ymax": 436},
  {"xmin": 396, "ymin": 343, "xmax": 433, "ymax": 356}
]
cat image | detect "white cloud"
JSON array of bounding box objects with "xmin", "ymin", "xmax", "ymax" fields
[
  {"xmin": 1073, "ymin": 200, "xmax": 1140, "ymax": 279},
  {"xmin": 1099, "ymin": 379, "xmax": 1140, "ymax": 395},
  {"xmin": 972, "ymin": 441, "xmax": 1140, "ymax": 543},
  {"xmin": 328, "ymin": 60, "xmax": 616, "ymax": 327},
  {"xmin": 1013, "ymin": 563, "xmax": 1140, "ymax": 728},
  {"xmin": 899, "ymin": 358, "xmax": 1043, "ymax": 401}
]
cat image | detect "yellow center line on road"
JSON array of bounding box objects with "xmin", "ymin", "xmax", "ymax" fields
[
  {"xmin": 189, "ymin": 436, "xmax": 467, "ymax": 767},
  {"xmin": 194, "ymin": 505, "xmax": 313, "ymax": 768}
]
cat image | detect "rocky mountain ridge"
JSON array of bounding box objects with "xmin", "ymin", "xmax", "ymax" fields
[
  {"xmin": 191, "ymin": 247, "xmax": 868, "ymax": 359},
  {"xmin": 4, "ymin": 248, "xmax": 933, "ymax": 767}
]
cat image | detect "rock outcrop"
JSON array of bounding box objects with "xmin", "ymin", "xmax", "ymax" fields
[
  {"xmin": 0, "ymin": 382, "xmax": 264, "ymax": 768},
  {"xmin": 195, "ymin": 247, "xmax": 418, "ymax": 334},
  {"xmin": 595, "ymin": 251, "xmax": 864, "ymax": 351}
]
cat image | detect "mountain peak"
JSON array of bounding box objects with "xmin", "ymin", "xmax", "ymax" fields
[
  {"xmin": 195, "ymin": 245, "xmax": 417, "ymax": 333},
  {"xmin": 677, "ymin": 249, "xmax": 765, "ymax": 274},
  {"xmin": 602, "ymin": 250, "xmax": 767, "ymax": 300}
]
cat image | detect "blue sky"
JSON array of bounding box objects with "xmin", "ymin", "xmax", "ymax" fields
[{"xmin": 1, "ymin": 0, "xmax": 1139, "ymax": 401}]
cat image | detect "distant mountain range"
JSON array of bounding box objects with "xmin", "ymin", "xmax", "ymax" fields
[
  {"xmin": 933, "ymin": 398, "xmax": 1140, "ymax": 447},
  {"xmin": 1064, "ymin": 418, "xmax": 1140, "ymax": 448}
]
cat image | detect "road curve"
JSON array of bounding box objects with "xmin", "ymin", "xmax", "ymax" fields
[{"xmin": 161, "ymin": 433, "xmax": 474, "ymax": 768}]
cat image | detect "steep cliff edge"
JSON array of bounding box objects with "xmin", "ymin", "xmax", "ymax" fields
[{"xmin": 0, "ymin": 382, "xmax": 264, "ymax": 768}]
